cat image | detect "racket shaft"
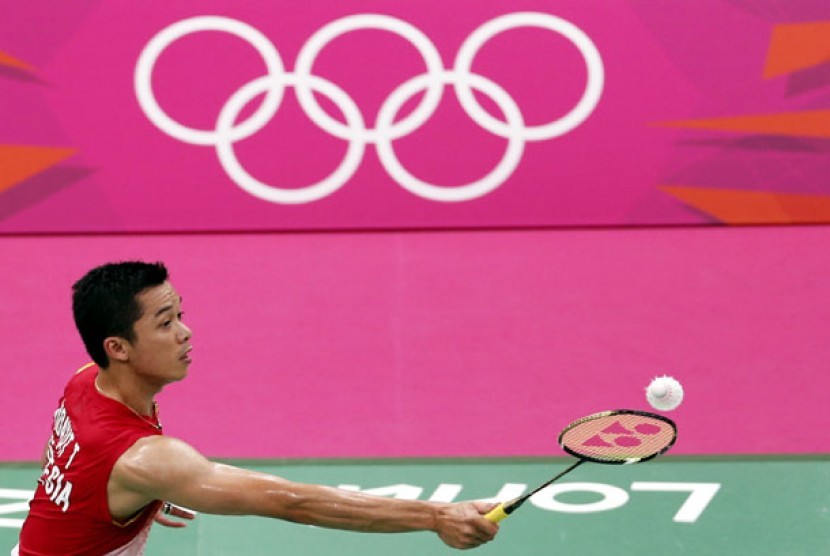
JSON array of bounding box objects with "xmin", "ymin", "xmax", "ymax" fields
[{"xmin": 484, "ymin": 460, "xmax": 583, "ymax": 522}]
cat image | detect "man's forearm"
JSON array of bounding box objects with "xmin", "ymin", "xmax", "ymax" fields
[{"xmin": 261, "ymin": 481, "xmax": 439, "ymax": 532}]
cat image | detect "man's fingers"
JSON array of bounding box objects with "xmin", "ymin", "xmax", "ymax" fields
[
  {"xmin": 459, "ymin": 520, "xmax": 498, "ymax": 548},
  {"xmin": 155, "ymin": 502, "xmax": 197, "ymax": 527},
  {"xmin": 154, "ymin": 514, "xmax": 188, "ymax": 528},
  {"xmin": 168, "ymin": 504, "xmax": 196, "ymax": 520},
  {"xmin": 472, "ymin": 500, "xmax": 498, "ymax": 514}
]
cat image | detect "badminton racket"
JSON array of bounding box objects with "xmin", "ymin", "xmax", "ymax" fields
[{"xmin": 485, "ymin": 409, "xmax": 677, "ymax": 522}]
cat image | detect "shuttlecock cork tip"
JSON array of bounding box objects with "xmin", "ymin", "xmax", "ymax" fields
[
  {"xmin": 650, "ymin": 382, "xmax": 668, "ymax": 398},
  {"xmin": 645, "ymin": 375, "xmax": 684, "ymax": 411}
]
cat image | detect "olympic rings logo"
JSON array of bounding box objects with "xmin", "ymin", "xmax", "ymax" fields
[{"xmin": 135, "ymin": 13, "xmax": 604, "ymax": 204}]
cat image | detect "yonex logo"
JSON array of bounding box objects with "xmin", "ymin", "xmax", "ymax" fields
[
  {"xmin": 135, "ymin": 13, "xmax": 604, "ymax": 204},
  {"xmin": 582, "ymin": 420, "xmax": 663, "ymax": 449}
]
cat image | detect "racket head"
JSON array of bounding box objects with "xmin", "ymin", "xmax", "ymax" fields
[{"xmin": 558, "ymin": 409, "xmax": 677, "ymax": 464}]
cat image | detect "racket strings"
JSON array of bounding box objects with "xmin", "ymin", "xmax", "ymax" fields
[{"xmin": 560, "ymin": 413, "xmax": 675, "ymax": 462}]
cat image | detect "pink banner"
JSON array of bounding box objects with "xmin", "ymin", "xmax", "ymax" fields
[
  {"xmin": 2, "ymin": 226, "xmax": 829, "ymax": 460},
  {"xmin": 2, "ymin": 1, "xmax": 829, "ymax": 232}
]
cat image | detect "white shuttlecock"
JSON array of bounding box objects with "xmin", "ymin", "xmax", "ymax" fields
[{"xmin": 646, "ymin": 375, "xmax": 684, "ymax": 411}]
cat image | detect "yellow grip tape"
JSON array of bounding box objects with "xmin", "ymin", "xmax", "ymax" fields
[{"xmin": 484, "ymin": 503, "xmax": 509, "ymax": 523}]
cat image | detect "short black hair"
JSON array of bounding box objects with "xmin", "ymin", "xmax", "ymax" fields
[{"xmin": 72, "ymin": 261, "xmax": 169, "ymax": 368}]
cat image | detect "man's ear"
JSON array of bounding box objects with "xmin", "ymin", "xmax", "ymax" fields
[{"xmin": 103, "ymin": 337, "xmax": 130, "ymax": 363}]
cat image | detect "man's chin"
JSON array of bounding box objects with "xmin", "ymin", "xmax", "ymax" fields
[{"xmin": 166, "ymin": 363, "xmax": 190, "ymax": 383}]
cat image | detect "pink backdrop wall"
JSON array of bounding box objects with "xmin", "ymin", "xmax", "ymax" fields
[
  {"xmin": 2, "ymin": 226, "xmax": 828, "ymax": 460},
  {"xmin": 2, "ymin": 1, "xmax": 829, "ymax": 462}
]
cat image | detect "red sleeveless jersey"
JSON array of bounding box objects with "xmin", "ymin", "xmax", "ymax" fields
[{"xmin": 18, "ymin": 364, "xmax": 164, "ymax": 555}]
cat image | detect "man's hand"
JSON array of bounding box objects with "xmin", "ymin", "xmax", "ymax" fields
[
  {"xmin": 154, "ymin": 502, "xmax": 196, "ymax": 528},
  {"xmin": 435, "ymin": 501, "xmax": 499, "ymax": 549}
]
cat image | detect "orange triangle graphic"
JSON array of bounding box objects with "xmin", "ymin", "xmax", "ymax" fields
[
  {"xmin": 0, "ymin": 50, "xmax": 35, "ymax": 72},
  {"xmin": 0, "ymin": 145, "xmax": 78, "ymax": 193},
  {"xmin": 654, "ymin": 110, "xmax": 830, "ymax": 139},
  {"xmin": 660, "ymin": 185, "xmax": 830, "ymax": 224},
  {"xmin": 764, "ymin": 21, "xmax": 830, "ymax": 79}
]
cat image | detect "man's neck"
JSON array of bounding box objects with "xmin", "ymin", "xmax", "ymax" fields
[{"xmin": 95, "ymin": 365, "xmax": 161, "ymax": 417}]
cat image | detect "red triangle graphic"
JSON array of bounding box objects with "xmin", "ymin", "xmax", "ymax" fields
[
  {"xmin": 764, "ymin": 21, "xmax": 830, "ymax": 78},
  {"xmin": 0, "ymin": 145, "xmax": 78, "ymax": 193},
  {"xmin": 654, "ymin": 110, "xmax": 830, "ymax": 139},
  {"xmin": 660, "ymin": 185, "xmax": 830, "ymax": 225},
  {"xmin": 0, "ymin": 50, "xmax": 35, "ymax": 72}
]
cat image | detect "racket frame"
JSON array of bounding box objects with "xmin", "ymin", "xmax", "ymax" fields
[
  {"xmin": 488, "ymin": 409, "xmax": 677, "ymax": 520},
  {"xmin": 559, "ymin": 409, "xmax": 678, "ymax": 464}
]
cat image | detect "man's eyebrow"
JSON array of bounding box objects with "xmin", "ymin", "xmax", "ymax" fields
[
  {"xmin": 153, "ymin": 297, "xmax": 182, "ymax": 318},
  {"xmin": 154, "ymin": 304, "xmax": 173, "ymax": 318}
]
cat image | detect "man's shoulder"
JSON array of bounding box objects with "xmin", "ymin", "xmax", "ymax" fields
[
  {"xmin": 117, "ymin": 435, "xmax": 191, "ymax": 464},
  {"xmin": 65, "ymin": 362, "xmax": 97, "ymax": 391},
  {"xmin": 74, "ymin": 362, "xmax": 97, "ymax": 375},
  {"xmin": 111, "ymin": 435, "xmax": 209, "ymax": 500}
]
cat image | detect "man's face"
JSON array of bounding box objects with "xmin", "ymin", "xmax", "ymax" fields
[{"xmin": 125, "ymin": 281, "xmax": 193, "ymax": 385}]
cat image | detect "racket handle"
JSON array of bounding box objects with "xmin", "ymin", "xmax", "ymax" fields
[{"xmin": 484, "ymin": 503, "xmax": 510, "ymax": 523}]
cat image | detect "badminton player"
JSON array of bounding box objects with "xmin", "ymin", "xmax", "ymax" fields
[{"xmin": 14, "ymin": 261, "xmax": 499, "ymax": 555}]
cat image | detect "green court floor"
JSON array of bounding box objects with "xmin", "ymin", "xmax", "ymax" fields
[{"xmin": 2, "ymin": 456, "xmax": 828, "ymax": 555}]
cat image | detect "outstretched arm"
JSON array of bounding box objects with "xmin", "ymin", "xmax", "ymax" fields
[{"xmin": 110, "ymin": 435, "xmax": 498, "ymax": 549}]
